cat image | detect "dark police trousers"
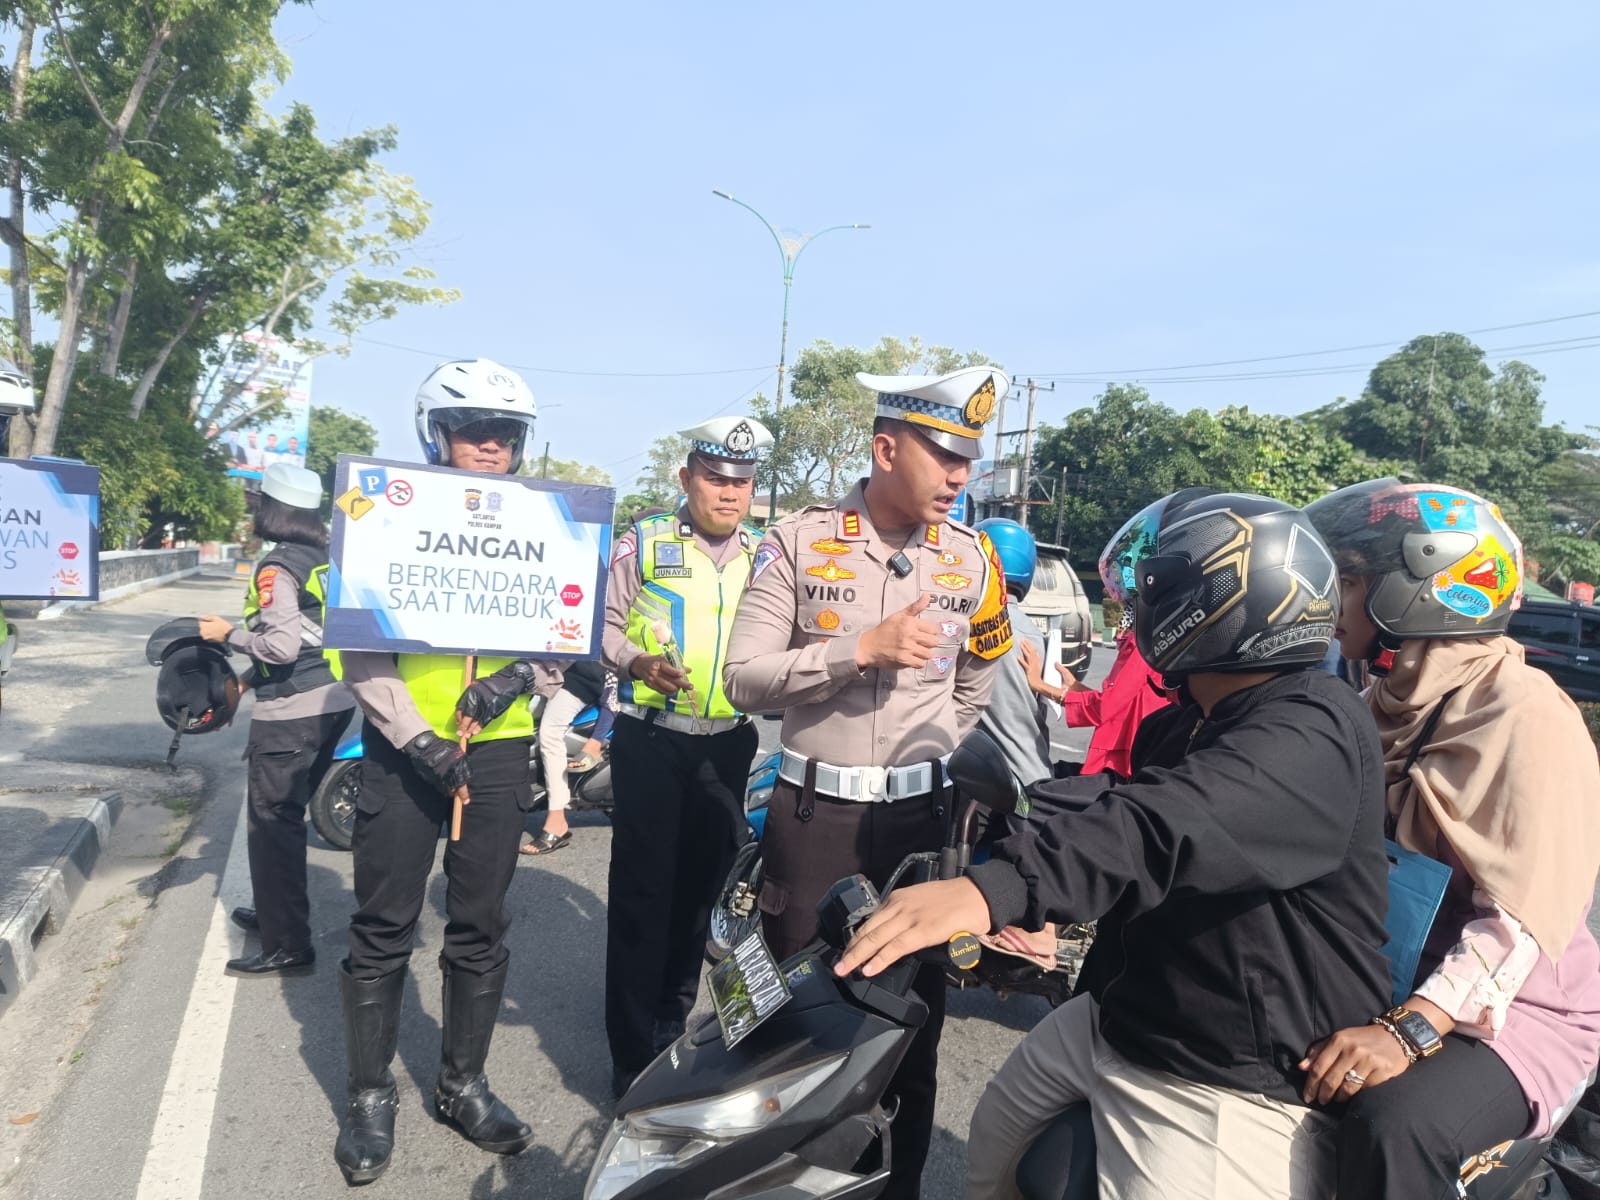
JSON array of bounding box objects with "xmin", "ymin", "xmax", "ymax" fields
[
  {"xmin": 347, "ymin": 734, "xmax": 530, "ymax": 981},
  {"xmin": 606, "ymin": 713, "xmax": 758, "ymax": 1075},
  {"xmin": 759, "ymin": 776, "xmax": 950, "ymax": 1200},
  {"xmin": 245, "ymin": 707, "xmax": 353, "ymax": 956}
]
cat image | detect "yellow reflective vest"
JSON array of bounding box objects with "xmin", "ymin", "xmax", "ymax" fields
[
  {"xmin": 396, "ymin": 652, "xmax": 533, "ymax": 743},
  {"xmin": 619, "ymin": 512, "xmax": 756, "ymax": 721}
]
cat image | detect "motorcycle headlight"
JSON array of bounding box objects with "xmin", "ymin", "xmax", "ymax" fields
[{"xmin": 584, "ymin": 1056, "xmax": 846, "ymax": 1199}]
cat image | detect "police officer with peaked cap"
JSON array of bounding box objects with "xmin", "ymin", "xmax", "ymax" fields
[
  {"xmin": 332, "ymin": 359, "xmax": 563, "ymax": 1183},
  {"xmin": 724, "ymin": 366, "xmax": 1014, "ymax": 1199},
  {"xmin": 602, "ymin": 413, "xmax": 772, "ymax": 1098}
]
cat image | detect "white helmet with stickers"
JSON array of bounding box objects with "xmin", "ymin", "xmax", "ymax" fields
[{"xmin": 414, "ymin": 358, "xmax": 537, "ymax": 470}]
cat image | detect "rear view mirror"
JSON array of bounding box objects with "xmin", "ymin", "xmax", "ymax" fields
[{"xmin": 948, "ymin": 729, "xmax": 1025, "ymax": 816}]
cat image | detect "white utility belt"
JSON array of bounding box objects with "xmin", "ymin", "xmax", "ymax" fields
[
  {"xmin": 618, "ymin": 703, "xmax": 749, "ymax": 736},
  {"xmin": 779, "ymin": 750, "xmax": 950, "ymax": 804}
]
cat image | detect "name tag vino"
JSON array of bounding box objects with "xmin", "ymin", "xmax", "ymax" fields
[{"xmin": 709, "ymin": 929, "xmax": 792, "ymax": 1049}]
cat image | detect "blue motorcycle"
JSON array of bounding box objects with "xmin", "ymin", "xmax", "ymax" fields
[{"xmin": 309, "ymin": 699, "xmax": 616, "ymax": 851}]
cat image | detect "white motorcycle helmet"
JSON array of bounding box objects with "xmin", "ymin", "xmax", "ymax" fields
[{"xmin": 414, "ymin": 358, "xmax": 537, "ymax": 470}]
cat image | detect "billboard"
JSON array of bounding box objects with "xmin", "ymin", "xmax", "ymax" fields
[
  {"xmin": 197, "ymin": 333, "xmax": 313, "ymax": 481},
  {"xmin": 0, "ymin": 457, "xmax": 100, "ymax": 599}
]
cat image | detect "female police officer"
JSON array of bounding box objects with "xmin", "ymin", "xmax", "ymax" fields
[
  {"xmin": 332, "ymin": 359, "xmax": 561, "ymax": 1184},
  {"xmin": 197, "ymin": 462, "xmax": 354, "ymax": 976}
]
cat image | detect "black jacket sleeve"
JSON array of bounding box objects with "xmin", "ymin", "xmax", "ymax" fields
[{"xmin": 966, "ymin": 680, "xmax": 1370, "ymax": 933}]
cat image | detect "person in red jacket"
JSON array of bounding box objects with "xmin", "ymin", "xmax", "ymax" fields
[{"xmin": 1018, "ymin": 497, "xmax": 1181, "ymax": 779}]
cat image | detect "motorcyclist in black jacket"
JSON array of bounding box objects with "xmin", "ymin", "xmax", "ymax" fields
[{"xmin": 836, "ymin": 490, "xmax": 1392, "ymax": 1200}]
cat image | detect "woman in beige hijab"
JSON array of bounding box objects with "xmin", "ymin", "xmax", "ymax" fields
[{"xmin": 1304, "ymin": 479, "xmax": 1600, "ymax": 1198}]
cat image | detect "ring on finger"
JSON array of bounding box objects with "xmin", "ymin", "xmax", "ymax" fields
[{"xmin": 1344, "ymin": 1069, "xmax": 1366, "ymax": 1087}]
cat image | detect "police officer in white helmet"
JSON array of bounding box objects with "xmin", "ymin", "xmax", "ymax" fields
[{"xmin": 333, "ymin": 360, "xmax": 562, "ymax": 1183}]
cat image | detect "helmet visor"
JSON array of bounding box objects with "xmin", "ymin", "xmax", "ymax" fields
[{"xmin": 434, "ymin": 410, "xmax": 529, "ymax": 449}]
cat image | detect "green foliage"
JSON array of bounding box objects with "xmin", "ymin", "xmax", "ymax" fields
[
  {"xmin": 528, "ymin": 456, "xmax": 611, "ymax": 486},
  {"xmin": 140, "ymin": 393, "xmax": 244, "ymax": 544},
  {"xmin": 54, "ymin": 379, "xmax": 172, "ymax": 548},
  {"xmin": 1214, "ymin": 406, "xmax": 1388, "ymax": 506},
  {"xmin": 633, "ymin": 435, "xmax": 690, "ymax": 509},
  {"xmin": 305, "ymin": 405, "xmax": 377, "ymax": 516},
  {"xmin": 754, "ymin": 336, "xmax": 994, "ymax": 508}
]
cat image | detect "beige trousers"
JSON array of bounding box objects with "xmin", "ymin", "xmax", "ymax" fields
[
  {"xmin": 537, "ymin": 687, "xmax": 584, "ymax": 813},
  {"xmin": 966, "ymin": 994, "xmax": 1337, "ymax": 1200}
]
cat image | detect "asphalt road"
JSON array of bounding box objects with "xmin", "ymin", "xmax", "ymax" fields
[{"xmin": 1, "ymin": 581, "xmax": 1112, "ymax": 1200}]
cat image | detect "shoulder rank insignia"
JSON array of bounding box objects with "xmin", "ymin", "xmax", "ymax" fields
[
  {"xmin": 841, "ymin": 510, "xmax": 862, "ymax": 538},
  {"xmin": 925, "ymin": 524, "xmax": 940, "ymax": 547},
  {"xmin": 805, "ymin": 559, "xmax": 856, "ymax": 583}
]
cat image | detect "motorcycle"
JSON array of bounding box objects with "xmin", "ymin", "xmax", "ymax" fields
[
  {"xmin": 308, "ymin": 697, "xmax": 615, "ymax": 851},
  {"xmin": 594, "ymin": 729, "xmax": 1568, "ymax": 1200},
  {"xmin": 703, "ymin": 750, "xmax": 1083, "ymax": 1009},
  {"xmin": 586, "ymin": 729, "xmax": 1022, "ymax": 1200}
]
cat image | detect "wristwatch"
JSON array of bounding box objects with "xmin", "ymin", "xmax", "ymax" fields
[{"xmin": 1383, "ymin": 1005, "xmax": 1443, "ymax": 1059}]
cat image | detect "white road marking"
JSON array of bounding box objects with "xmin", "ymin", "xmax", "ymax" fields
[{"xmin": 135, "ymin": 791, "xmax": 252, "ymax": 1200}]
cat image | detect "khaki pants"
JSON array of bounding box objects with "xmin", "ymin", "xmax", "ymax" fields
[
  {"xmin": 538, "ymin": 687, "xmax": 585, "ymax": 813},
  {"xmin": 967, "ymin": 995, "xmax": 1336, "ymax": 1200}
]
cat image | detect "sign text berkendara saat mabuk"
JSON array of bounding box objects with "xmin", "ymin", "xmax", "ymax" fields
[{"xmin": 322, "ymin": 455, "xmax": 613, "ymax": 661}]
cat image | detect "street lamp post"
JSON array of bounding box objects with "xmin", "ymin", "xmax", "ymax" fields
[{"xmin": 712, "ymin": 189, "xmax": 868, "ymax": 523}]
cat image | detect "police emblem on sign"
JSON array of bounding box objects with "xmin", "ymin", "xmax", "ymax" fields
[
  {"xmin": 486, "ymin": 491, "xmax": 503, "ymax": 513},
  {"xmin": 725, "ymin": 421, "xmax": 756, "ymax": 455},
  {"xmin": 464, "ymin": 489, "xmax": 482, "ymax": 512}
]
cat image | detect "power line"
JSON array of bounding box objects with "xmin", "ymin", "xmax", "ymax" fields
[
  {"xmin": 1018, "ymin": 334, "xmax": 1600, "ymax": 388},
  {"xmin": 1026, "ymin": 310, "xmax": 1600, "ymax": 378},
  {"xmin": 352, "ymin": 334, "xmax": 773, "ymax": 379}
]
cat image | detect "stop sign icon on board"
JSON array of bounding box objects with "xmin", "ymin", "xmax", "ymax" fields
[
  {"xmin": 59, "ymin": 542, "xmax": 79, "ymax": 559},
  {"xmin": 561, "ymin": 583, "xmax": 583, "ymax": 608}
]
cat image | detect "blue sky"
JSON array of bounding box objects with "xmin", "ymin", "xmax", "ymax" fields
[{"xmin": 274, "ymin": 0, "xmax": 1600, "ymax": 486}]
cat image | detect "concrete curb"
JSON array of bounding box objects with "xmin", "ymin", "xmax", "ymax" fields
[{"xmin": 0, "ymin": 792, "xmax": 122, "ymax": 1015}]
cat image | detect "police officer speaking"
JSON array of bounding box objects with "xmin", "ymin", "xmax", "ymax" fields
[
  {"xmin": 724, "ymin": 366, "xmax": 1013, "ymax": 1199},
  {"xmin": 601, "ymin": 415, "xmax": 772, "ymax": 1099},
  {"xmin": 332, "ymin": 359, "xmax": 561, "ymax": 1184}
]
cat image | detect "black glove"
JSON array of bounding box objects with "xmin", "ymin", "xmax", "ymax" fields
[
  {"xmin": 455, "ymin": 659, "xmax": 537, "ymax": 728},
  {"xmin": 405, "ymin": 731, "xmax": 472, "ymax": 796}
]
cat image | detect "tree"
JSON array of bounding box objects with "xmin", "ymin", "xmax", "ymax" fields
[
  {"xmin": 1029, "ymin": 384, "xmax": 1242, "ymax": 555},
  {"xmin": 1317, "ymin": 335, "xmax": 1580, "ymax": 525},
  {"xmin": 753, "ymin": 336, "xmax": 996, "ymax": 508},
  {"xmin": 527, "ymin": 455, "xmax": 610, "ymax": 486},
  {"xmin": 1213, "ymin": 406, "xmax": 1379, "ymax": 506},
  {"xmin": 633, "ymin": 435, "xmax": 689, "ymax": 508},
  {"xmin": 305, "ymin": 404, "xmax": 377, "ymax": 516}
]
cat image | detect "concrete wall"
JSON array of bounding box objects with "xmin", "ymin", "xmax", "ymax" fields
[{"xmin": 32, "ymin": 548, "xmax": 215, "ymax": 619}]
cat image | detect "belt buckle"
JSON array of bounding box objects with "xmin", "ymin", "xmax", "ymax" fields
[{"xmin": 860, "ymin": 765, "xmax": 888, "ymax": 803}]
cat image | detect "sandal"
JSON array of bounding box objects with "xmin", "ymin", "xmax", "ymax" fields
[{"xmin": 521, "ymin": 830, "xmax": 572, "ymax": 856}]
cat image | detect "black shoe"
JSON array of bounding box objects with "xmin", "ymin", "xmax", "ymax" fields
[
  {"xmin": 230, "ymin": 906, "xmax": 259, "ymax": 933},
  {"xmin": 435, "ymin": 960, "xmax": 534, "ymax": 1155},
  {"xmin": 335, "ymin": 964, "xmax": 405, "ymax": 1185},
  {"xmin": 225, "ymin": 947, "xmax": 315, "ymax": 976}
]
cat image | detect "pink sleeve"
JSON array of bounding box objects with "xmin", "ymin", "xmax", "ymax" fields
[
  {"xmin": 1060, "ymin": 685, "xmax": 1105, "ymax": 728},
  {"xmin": 1412, "ymin": 888, "xmax": 1542, "ymax": 1038}
]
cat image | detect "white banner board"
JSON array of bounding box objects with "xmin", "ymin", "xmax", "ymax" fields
[
  {"xmin": 324, "ymin": 455, "xmax": 614, "ymax": 661},
  {"xmin": 0, "ymin": 457, "xmax": 101, "ymax": 600}
]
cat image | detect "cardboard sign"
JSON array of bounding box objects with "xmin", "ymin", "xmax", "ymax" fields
[
  {"xmin": 323, "ymin": 455, "xmax": 613, "ymax": 660},
  {"xmin": 0, "ymin": 457, "xmax": 101, "ymax": 600}
]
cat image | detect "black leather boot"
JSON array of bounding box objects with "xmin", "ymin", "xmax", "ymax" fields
[
  {"xmin": 334, "ymin": 963, "xmax": 404, "ymax": 1185},
  {"xmin": 434, "ymin": 959, "xmax": 534, "ymax": 1155}
]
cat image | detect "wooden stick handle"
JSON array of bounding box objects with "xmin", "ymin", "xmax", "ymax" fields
[{"xmin": 451, "ymin": 654, "xmax": 476, "ymax": 841}]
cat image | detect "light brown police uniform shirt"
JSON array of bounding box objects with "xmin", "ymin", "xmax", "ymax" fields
[
  {"xmin": 600, "ymin": 504, "xmax": 751, "ymax": 680},
  {"xmin": 723, "ymin": 479, "xmax": 1012, "ymax": 768}
]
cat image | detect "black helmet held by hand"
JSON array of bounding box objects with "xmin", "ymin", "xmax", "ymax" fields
[
  {"xmin": 148, "ymin": 618, "xmax": 242, "ymax": 762},
  {"xmin": 1133, "ymin": 491, "xmax": 1339, "ymax": 679}
]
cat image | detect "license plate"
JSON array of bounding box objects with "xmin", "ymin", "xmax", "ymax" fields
[{"xmin": 708, "ymin": 928, "xmax": 792, "ymax": 1049}]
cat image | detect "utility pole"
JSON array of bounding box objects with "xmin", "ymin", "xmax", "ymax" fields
[
  {"xmin": 1054, "ymin": 467, "xmax": 1069, "ymax": 545},
  {"xmin": 1012, "ymin": 377, "xmax": 1054, "ymax": 524}
]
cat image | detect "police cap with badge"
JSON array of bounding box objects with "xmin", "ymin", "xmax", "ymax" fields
[
  {"xmin": 856, "ymin": 365, "xmax": 1009, "ymax": 459},
  {"xmin": 681, "ymin": 415, "xmax": 774, "ymax": 479}
]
